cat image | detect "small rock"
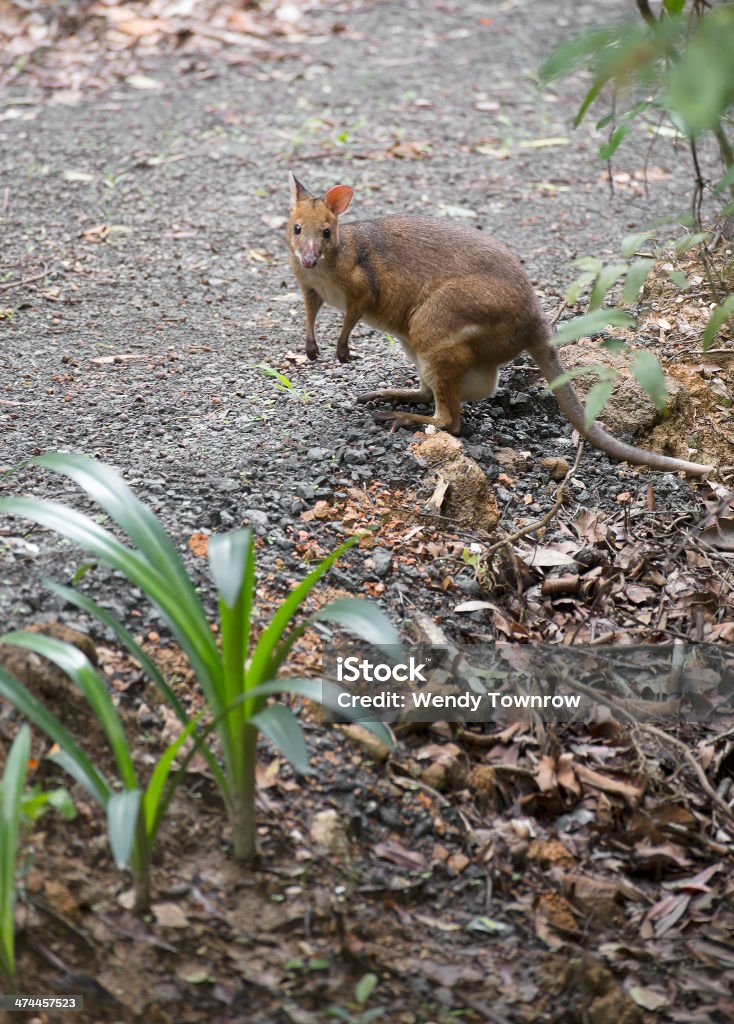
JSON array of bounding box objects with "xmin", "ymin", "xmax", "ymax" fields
[
  {"xmin": 243, "ymin": 509, "xmax": 268, "ymax": 530},
  {"xmin": 371, "ymin": 549, "xmax": 393, "ymax": 577},
  {"xmin": 541, "ymin": 456, "xmax": 570, "ymax": 480}
]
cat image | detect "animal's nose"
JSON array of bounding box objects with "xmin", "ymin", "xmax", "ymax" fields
[{"xmin": 300, "ymin": 250, "xmax": 318, "ymax": 269}]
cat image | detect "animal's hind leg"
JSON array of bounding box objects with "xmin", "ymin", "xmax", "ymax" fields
[
  {"xmin": 372, "ymin": 371, "xmax": 462, "ymax": 434},
  {"xmin": 356, "ymin": 382, "xmax": 433, "ymax": 406}
]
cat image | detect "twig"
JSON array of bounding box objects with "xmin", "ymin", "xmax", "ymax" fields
[
  {"xmin": 480, "ymin": 442, "xmax": 583, "ymax": 559},
  {"xmin": 549, "ymin": 297, "xmax": 567, "ymax": 326},
  {"xmin": 0, "ymin": 265, "xmax": 49, "ymax": 291},
  {"xmin": 571, "ymin": 677, "xmax": 734, "ymax": 823},
  {"xmin": 664, "ymin": 488, "xmax": 734, "ymax": 566}
]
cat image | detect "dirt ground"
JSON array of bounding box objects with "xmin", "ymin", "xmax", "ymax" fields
[{"xmin": 1, "ymin": 0, "xmax": 734, "ymax": 1022}]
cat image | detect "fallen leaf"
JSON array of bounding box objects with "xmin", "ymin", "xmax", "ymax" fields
[
  {"xmin": 153, "ymin": 902, "xmax": 188, "ymax": 928},
  {"xmin": 126, "ymin": 74, "xmax": 163, "ymax": 91},
  {"xmin": 629, "ymin": 986, "xmax": 668, "ymax": 1011},
  {"xmin": 575, "ymin": 764, "xmax": 644, "ymax": 805},
  {"xmin": 188, "ymin": 532, "xmax": 209, "ymax": 558}
]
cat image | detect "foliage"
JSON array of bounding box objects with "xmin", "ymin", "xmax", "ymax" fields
[
  {"xmin": 256, "ymin": 364, "xmax": 309, "ymax": 401},
  {"xmin": 540, "ymin": 1, "xmax": 734, "ymax": 198},
  {"xmin": 0, "ymin": 726, "xmax": 30, "ymax": 989},
  {"xmin": 0, "ymin": 455, "xmax": 397, "ymax": 909},
  {"xmin": 21, "ymin": 783, "xmax": 76, "ymax": 824},
  {"xmin": 0, "ymin": 634, "xmax": 204, "ymax": 912},
  {"xmin": 551, "ymin": 223, "xmax": 729, "ymax": 420},
  {"xmin": 542, "ymin": 0, "xmax": 734, "ymax": 400},
  {"xmin": 327, "ymin": 973, "xmax": 382, "ymax": 1022}
]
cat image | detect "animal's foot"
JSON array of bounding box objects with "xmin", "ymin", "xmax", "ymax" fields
[
  {"xmin": 356, "ymin": 391, "xmax": 383, "ymax": 405},
  {"xmin": 372, "ymin": 411, "xmax": 418, "ymax": 431},
  {"xmin": 336, "ymin": 346, "xmax": 352, "ymax": 363},
  {"xmin": 306, "ymin": 344, "xmax": 319, "ymax": 361}
]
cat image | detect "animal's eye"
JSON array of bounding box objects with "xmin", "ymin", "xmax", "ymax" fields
[
  {"xmin": 293, "ymin": 224, "xmax": 302, "ymax": 235},
  {"xmin": 323, "ymin": 227, "xmax": 331, "ymax": 239}
]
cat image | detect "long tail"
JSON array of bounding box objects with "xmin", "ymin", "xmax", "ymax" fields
[{"xmin": 529, "ymin": 337, "xmax": 713, "ymax": 477}]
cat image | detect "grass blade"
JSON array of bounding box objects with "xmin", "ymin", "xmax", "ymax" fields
[
  {"xmin": 2, "ymin": 632, "xmax": 136, "ymax": 790},
  {"xmin": 45, "ymin": 581, "xmax": 228, "ymax": 794},
  {"xmin": 251, "ymin": 704, "xmax": 310, "ymax": 775},
  {"xmin": 0, "ymin": 666, "xmax": 110, "ymax": 806},
  {"xmin": 0, "ymin": 725, "xmax": 30, "ymax": 987},
  {"xmin": 107, "ymin": 789, "xmax": 141, "ymax": 869},
  {"xmin": 245, "ymin": 678, "xmax": 394, "ymax": 750},
  {"xmin": 142, "ymin": 717, "xmax": 201, "ymax": 840},
  {"xmin": 247, "ymin": 537, "xmax": 358, "ymax": 692},
  {"xmin": 0, "ymin": 497, "xmax": 225, "ymax": 715}
]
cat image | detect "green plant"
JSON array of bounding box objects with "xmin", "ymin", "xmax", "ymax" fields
[
  {"xmin": 0, "ymin": 633, "xmax": 204, "ymax": 911},
  {"xmin": 553, "ymin": 222, "xmax": 733, "ymax": 423},
  {"xmin": 540, "ymin": 2, "xmax": 734, "ymax": 196},
  {"xmin": 541, "ymin": 1, "xmax": 734, "ymax": 366},
  {"xmin": 21, "ymin": 783, "xmax": 76, "ymax": 824},
  {"xmin": 327, "ymin": 973, "xmax": 381, "ymax": 1022},
  {"xmin": 0, "ymin": 455, "xmax": 397, "ymax": 903},
  {"xmin": 255, "ymin": 364, "xmax": 309, "ymax": 401},
  {"xmin": 0, "ymin": 726, "xmax": 31, "ymax": 990}
]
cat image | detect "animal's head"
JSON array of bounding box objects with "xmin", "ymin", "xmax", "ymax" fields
[{"xmin": 287, "ymin": 172, "xmax": 353, "ymax": 270}]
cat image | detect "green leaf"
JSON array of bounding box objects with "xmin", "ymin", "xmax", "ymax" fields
[
  {"xmin": 553, "ymin": 309, "xmax": 634, "ymax": 347},
  {"xmin": 142, "ymin": 717, "xmax": 202, "ymax": 839},
  {"xmin": 666, "ymin": 6, "xmax": 734, "ymax": 132},
  {"xmin": 601, "ymin": 338, "xmax": 629, "ymax": 355},
  {"xmin": 631, "ymin": 351, "xmax": 668, "ymax": 411},
  {"xmin": 589, "ymin": 263, "xmax": 630, "ymax": 310},
  {"xmin": 584, "ymin": 378, "xmax": 616, "ymax": 428},
  {"xmin": 208, "ymin": 530, "xmax": 253, "ymax": 609},
  {"xmin": 667, "ymin": 269, "xmax": 689, "ymax": 289},
  {"xmin": 0, "ymin": 725, "xmax": 30, "ymax": 986},
  {"xmin": 546, "ymin": 364, "xmax": 611, "ymax": 392},
  {"xmin": 2, "ymin": 633, "xmax": 136, "ymax": 790},
  {"xmin": 0, "ymin": 664, "xmax": 110, "ymax": 806},
  {"xmin": 44, "ymin": 582, "xmax": 228, "ymax": 798},
  {"xmin": 45, "ymin": 788, "xmax": 76, "ymax": 820},
  {"xmin": 599, "ymin": 122, "xmax": 631, "ymax": 160},
  {"xmin": 0, "ymin": 496, "xmax": 223, "ymax": 710},
  {"xmin": 664, "ymin": 0, "xmax": 686, "ymax": 13},
  {"xmin": 539, "ymin": 28, "xmax": 618, "ymax": 86},
  {"xmin": 673, "ymin": 231, "xmax": 709, "ymax": 253},
  {"xmin": 620, "ymin": 230, "xmax": 656, "ymax": 259},
  {"xmin": 107, "ymin": 789, "xmax": 141, "ymax": 869},
  {"xmin": 244, "ymin": 678, "xmax": 394, "ymax": 750},
  {"xmin": 573, "ymin": 79, "xmax": 605, "ymax": 127},
  {"xmin": 355, "ymin": 973, "xmax": 379, "ymax": 1006},
  {"xmin": 2, "ymin": 455, "xmax": 224, "ymax": 703},
  {"xmin": 247, "ymin": 537, "xmax": 358, "ymax": 692},
  {"xmin": 703, "ymin": 294, "xmax": 734, "ymax": 349},
  {"xmin": 596, "ymin": 112, "xmax": 615, "ymax": 131},
  {"xmin": 715, "ymin": 162, "xmax": 734, "ymax": 196},
  {"xmin": 572, "ymin": 256, "xmax": 604, "ymax": 273},
  {"xmin": 251, "ymin": 704, "xmax": 310, "ymax": 776},
  {"xmin": 312, "ymin": 598, "xmax": 402, "ymax": 650},
  {"xmin": 566, "ymin": 271, "xmax": 598, "ymax": 306},
  {"xmin": 622, "ymin": 258, "xmax": 656, "ymax": 304}
]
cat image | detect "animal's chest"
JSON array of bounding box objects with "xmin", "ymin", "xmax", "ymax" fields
[{"xmin": 312, "ymin": 275, "xmax": 347, "ymax": 313}]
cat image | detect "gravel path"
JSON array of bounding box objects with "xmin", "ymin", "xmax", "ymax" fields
[{"xmin": 0, "ymin": 0, "xmax": 715, "ymax": 634}]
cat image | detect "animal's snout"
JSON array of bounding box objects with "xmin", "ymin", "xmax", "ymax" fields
[{"xmin": 299, "ymin": 244, "xmax": 319, "ymax": 269}]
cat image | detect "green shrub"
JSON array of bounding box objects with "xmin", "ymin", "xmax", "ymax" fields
[{"xmin": 0, "ymin": 455, "xmax": 397, "ymax": 910}]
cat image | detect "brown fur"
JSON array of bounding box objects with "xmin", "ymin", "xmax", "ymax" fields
[{"xmin": 286, "ymin": 174, "xmax": 712, "ymax": 476}]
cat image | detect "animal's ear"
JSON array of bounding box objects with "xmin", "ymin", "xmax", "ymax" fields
[
  {"xmin": 323, "ymin": 184, "xmax": 353, "ymax": 216},
  {"xmin": 289, "ymin": 171, "xmax": 311, "ymax": 208}
]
